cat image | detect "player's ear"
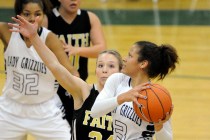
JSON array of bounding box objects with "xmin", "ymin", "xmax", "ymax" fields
[{"xmin": 139, "ymin": 60, "xmax": 148, "ymax": 69}]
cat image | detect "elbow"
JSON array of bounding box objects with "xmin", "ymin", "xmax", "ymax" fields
[
  {"xmin": 100, "ymin": 44, "xmax": 106, "ymax": 52},
  {"xmin": 90, "ymin": 112, "xmax": 97, "ymax": 118},
  {"xmin": 90, "ymin": 106, "xmax": 100, "ymax": 118}
]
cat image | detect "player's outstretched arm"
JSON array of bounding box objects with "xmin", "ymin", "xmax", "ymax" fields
[{"xmin": 8, "ymin": 15, "xmax": 87, "ymax": 97}]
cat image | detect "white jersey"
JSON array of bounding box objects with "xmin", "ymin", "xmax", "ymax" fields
[
  {"xmin": 91, "ymin": 73, "xmax": 173, "ymax": 140},
  {"xmin": 3, "ymin": 27, "xmax": 58, "ymax": 104}
]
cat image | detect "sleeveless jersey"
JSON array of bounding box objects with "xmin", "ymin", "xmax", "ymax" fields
[
  {"xmin": 104, "ymin": 73, "xmax": 155, "ymax": 140},
  {"xmin": 47, "ymin": 8, "xmax": 91, "ymax": 81},
  {"xmin": 3, "ymin": 27, "xmax": 58, "ymax": 104},
  {"xmin": 71, "ymin": 85, "xmax": 113, "ymax": 140}
]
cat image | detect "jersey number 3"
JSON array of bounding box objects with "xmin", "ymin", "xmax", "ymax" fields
[{"xmin": 13, "ymin": 71, "xmax": 39, "ymax": 95}]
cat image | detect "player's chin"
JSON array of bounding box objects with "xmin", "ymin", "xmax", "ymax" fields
[
  {"xmin": 100, "ymin": 77, "xmax": 107, "ymax": 82},
  {"xmin": 121, "ymin": 68, "xmax": 127, "ymax": 74}
]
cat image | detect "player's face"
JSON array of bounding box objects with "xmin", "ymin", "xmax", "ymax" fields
[
  {"xmin": 59, "ymin": 0, "xmax": 81, "ymax": 13},
  {"xmin": 121, "ymin": 45, "xmax": 141, "ymax": 77},
  {"xmin": 20, "ymin": 2, "xmax": 44, "ymax": 27},
  {"xmin": 96, "ymin": 53, "xmax": 120, "ymax": 86}
]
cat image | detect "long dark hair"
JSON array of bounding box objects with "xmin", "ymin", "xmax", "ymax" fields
[
  {"xmin": 14, "ymin": 0, "xmax": 53, "ymax": 15},
  {"xmin": 135, "ymin": 41, "xmax": 179, "ymax": 80}
]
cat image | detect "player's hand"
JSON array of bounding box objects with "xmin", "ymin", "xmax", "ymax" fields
[
  {"xmin": 117, "ymin": 82, "xmax": 150, "ymax": 105},
  {"xmin": 61, "ymin": 40, "xmax": 79, "ymax": 56},
  {"xmin": 154, "ymin": 105, "xmax": 174, "ymax": 131},
  {"xmin": 8, "ymin": 15, "xmax": 39, "ymax": 39},
  {"xmin": 60, "ymin": 40, "xmax": 80, "ymax": 77}
]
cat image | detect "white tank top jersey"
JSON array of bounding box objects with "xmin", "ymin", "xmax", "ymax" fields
[
  {"xmin": 103, "ymin": 73, "xmax": 155, "ymax": 139},
  {"xmin": 92, "ymin": 73, "xmax": 172, "ymax": 140},
  {"xmin": 3, "ymin": 27, "xmax": 58, "ymax": 104}
]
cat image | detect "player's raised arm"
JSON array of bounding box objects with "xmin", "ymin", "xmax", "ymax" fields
[{"xmin": 8, "ymin": 15, "xmax": 87, "ymax": 97}]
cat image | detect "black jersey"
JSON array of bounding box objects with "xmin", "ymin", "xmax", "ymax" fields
[
  {"xmin": 47, "ymin": 9, "xmax": 91, "ymax": 126},
  {"xmin": 47, "ymin": 8, "xmax": 91, "ymax": 81},
  {"xmin": 71, "ymin": 86, "xmax": 113, "ymax": 140}
]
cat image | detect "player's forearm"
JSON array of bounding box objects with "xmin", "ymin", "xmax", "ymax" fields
[
  {"xmin": 76, "ymin": 44, "xmax": 106, "ymax": 58},
  {"xmin": 91, "ymin": 96, "xmax": 118, "ymax": 118},
  {"xmin": 29, "ymin": 34, "xmax": 59, "ymax": 70},
  {"xmin": 29, "ymin": 34, "xmax": 77, "ymax": 94}
]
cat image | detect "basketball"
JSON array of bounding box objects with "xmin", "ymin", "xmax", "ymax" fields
[{"xmin": 133, "ymin": 83, "xmax": 172, "ymax": 123}]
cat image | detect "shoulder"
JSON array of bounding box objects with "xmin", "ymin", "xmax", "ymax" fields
[
  {"xmin": 43, "ymin": 8, "xmax": 60, "ymax": 28},
  {"xmin": 43, "ymin": 27, "xmax": 56, "ymax": 38},
  {"xmin": 42, "ymin": 27, "xmax": 54, "ymax": 40},
  {"xmin": 42, "ymin": 27, "xmax": 51, "ymax": 33},
  {"xmin": 106, "ymin": 73, "xmax": 129, "ymax": 85},
  {"xmin": 45, "ymin": 28, "xmax": 60, "ymax": 47},
  {"xmin": 87, "ymin": 11, "xmax": 100, "ymax": 22},
  {"xmin": 85, "ymin": 11, "xmax": 102, "ymax": 28},
  {"xmin": 110, "ymin": 73, "xmax": 129, "ymax": 80}
]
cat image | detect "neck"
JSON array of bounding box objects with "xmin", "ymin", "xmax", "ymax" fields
[
  {"xmin": 59, "ymin": 7, "xmax": 77, "ymax": 22},
  {"xmin": 130, "ymin": 74, "xmax": 150, "ymax": 87},
  {"xmin": 95, "ymin": 83, "xmax": 103, "ymax": 92}
]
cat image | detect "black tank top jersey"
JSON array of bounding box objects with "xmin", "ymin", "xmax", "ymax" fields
[
  {"xmin": 71, "ymin": 86, "xmax": 113, "ymax": 140},
  {"xmin": 47, "ymin": 8, "xmax": 91, "ymax": 81},
  {"xmin": 47, "ymin": 9, "xmax": 91, "ymax": 126}
]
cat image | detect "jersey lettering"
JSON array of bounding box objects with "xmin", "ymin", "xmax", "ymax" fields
[
  {"xmin": 21, "ymin": 57, "xmax": 47, "ymax": 74},
  {"xmin": 114, "ymin": 120, "xmax": 127, "ymax": 140},
  {"xmin": 120, "ymin": 104, "xmax": 142, "ymax": 126},
  {"xmin": 6, "ymin": 56, "xmax": 19, "ymax": 68},
  {"xmin": 13, "ymin": 71, "xmax": 39, "ymax": 95},
  {"xmin": 72, "ymin": 110, "xmax": 113, "ymax": 140},
  {"xmin": 58, "ymin": 33, "xmax": 90, "ymax": 70},
  {"xmin": 83, "ymin": 110, "xmax": 113, "ymax": 131}
]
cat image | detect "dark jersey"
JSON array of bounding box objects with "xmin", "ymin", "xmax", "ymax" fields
[
  {"xmin": 47, "ymin": 8, "xmax": 91, "ymax": 81},
  {"xmin": 71, "ymin": 86, "xmax": 113, "ymax": 140},
  {"xmin": 47, "ymin": 8, "xmax": 91, "ymax": 126}
]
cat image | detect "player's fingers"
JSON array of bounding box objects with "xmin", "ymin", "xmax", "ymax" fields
[
  {"xmin": 60, "ymin": 40, "xmax": 67, "ymax": 46},
  {"xmin": 11, "ymin": 17, "xmax": 23, "ymax": 25},
  {"xmin": 35, "ymin": 16, "xmax": 40, "ymax": 23},
  {"xmin": 135, "ymin": 83, "xmax": 150, "ymax": 91},
  {"xmin": 133, "ymin": 99, "xmax": 140, "ymax": 107},
  {"xmin": 137, "ymin": 93, "xmax": 147, "ymax": 100},
  {"xmin": 166, "ymin": 112, "xmax": 170, "ymax": 118},
  {"xmin": 8, "ymin": 28, "xmax": 19, "ymax": 32},
  {"xmin": 16, "ymin": 15, "xmax": 27, "ymax": 23},
  {"xmin": 64, "ymin": 49, "xmax": 69, "ymax": 53},
  {"xmin": 157, "ymin": 119, "xmax": 162, "ymax": 124},
  {"xmin": 8, "ymin": 23, "xmax": 19, "ymax": 29},
  {"xmin": 170, "ymin": 104, "xmax": 174, "ymax": 114}
]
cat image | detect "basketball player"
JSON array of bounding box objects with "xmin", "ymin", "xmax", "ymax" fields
[
  {"xmin": 91, "ymin": 41, "xmax": 179, "ymax": 139},
  {"xmin": 42, "ymin": 0, "xmax": 106, "ymax": 125},
  {"xmin": 43, "ymin": 0, "xmax": 106, "ymax": 81},
  {"xmin": 0, "ymin": 0, "xmax": 79, "ymax": 139},
  {"xmin": 8, "ymin": 15, "xmax": 124, "ymax": 140}
]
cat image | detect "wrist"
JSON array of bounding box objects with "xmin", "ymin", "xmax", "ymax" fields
[
  {"xmin": 117, "ymin": 94, "xmax": 124, "ymax": 105},
  {"xmin": 28, "ymin": 33, "xmax": 38, "ymax": 41},
  {"xmin": 155, "ymin": 123, "xmax": 163, "ymax": 131}
]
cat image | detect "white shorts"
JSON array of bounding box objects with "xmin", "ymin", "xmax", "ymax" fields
[{"xmin": 0, "ymin": 95, "xmax": 71, "ymax": 140}]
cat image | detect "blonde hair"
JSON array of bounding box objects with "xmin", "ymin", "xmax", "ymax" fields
[{"xmin": 97, "ymin": 50, "xmax": 123, "ymax": 71}]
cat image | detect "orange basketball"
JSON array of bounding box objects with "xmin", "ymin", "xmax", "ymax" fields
[{"xmin": 133, "ymin": 83, "xmax": 172, "ymax": 123}]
